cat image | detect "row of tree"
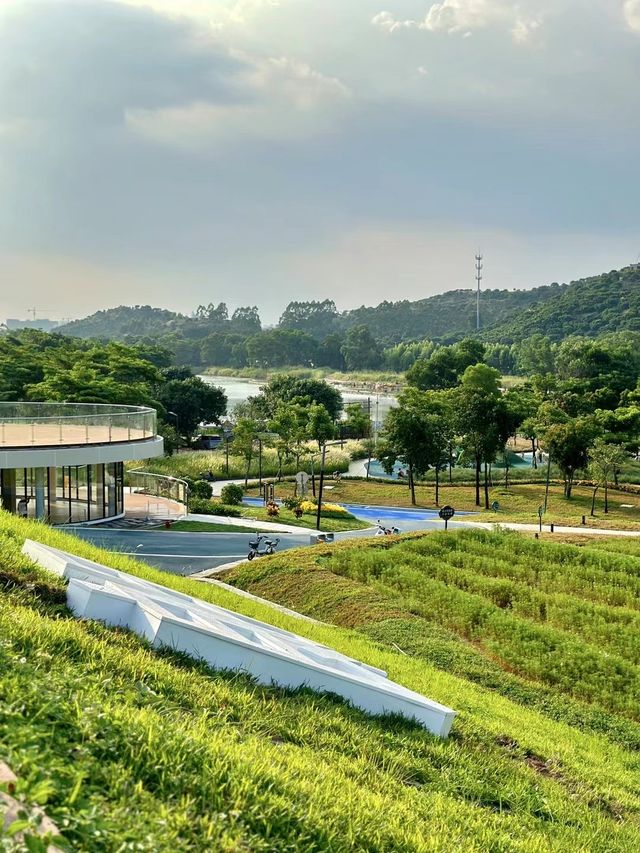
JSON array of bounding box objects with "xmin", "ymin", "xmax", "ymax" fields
[
  {"xmin": 0, "ymin": 330, "xmax": 228, "ymax": 450},
  {"xmin": 380, "ymin": 362, "xmax": 637, "ymax": 509}
]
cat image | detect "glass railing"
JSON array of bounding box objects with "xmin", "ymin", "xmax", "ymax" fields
[
  {"xmin": 127, "ymin": 469, "xmax": 189, "ymax": 507},
  {"xmin": 0, "ymin": 403, "xmax": 157, "ymax": 448}
]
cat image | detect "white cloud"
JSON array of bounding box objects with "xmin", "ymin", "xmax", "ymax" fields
[
  {"xmin": 127, "ymin": 54, "xmax": 349, "ymax": 147},
  {"xmin": 623, "ymin": 0, "xmax": 640, "ymax": 32},
  {"xmin": 373, "ymin": 1, "xmax": 542, "ymax": 43},
  {"xmin": 1, "ymin": 0, "xmax": 640, "ymax": 323},
  {"xmin": 371, "ymin": 11, "xmax": 414, "ymax": 34},
  {"xmin": 116, "ymin": 0, "xmax": 281, "ymax": 25},
  {"xmin": 247, "ymin": 56, "xmax": 349, "ymax": 109}
]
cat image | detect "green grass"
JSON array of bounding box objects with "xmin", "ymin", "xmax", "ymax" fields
[
  {"xmin": 161, "ymin": 520, "xmax": 275, "ymax": 534},
  {"xmin": 201, "ymin": 366, "xmax": 405, "ymax": 387},
  {"xmin": 2, "ymin": 514, "xmax": 640, "ymax": 850},
  {"xmin": 238, "ymin": 504, "xmax": 371, "ymax": 532},
  {"xmin": 130, "ymin": 441, "xmax": 364, "ymax": 482},
  {"xmin": 260, "ymin": 478, "xmax": 640, "ymax": 530},
  {"xmin": 224, "ymin": 529, "xmax": 640, "ymax": 720}
]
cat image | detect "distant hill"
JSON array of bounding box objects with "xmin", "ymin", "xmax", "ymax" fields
[
  {"xmin": 335, "ymin": 284, "xmax": 564, "ymax": 343},
  {"xmin": 58, "ymin": 265, "xmax": 640, "ymax": 347},
  {"xmin": 482, "ymin": 265, "xmax": 640, "ymax": 343},
  {"xmin": 59, "ymin": 305, "xmax": 182, "ymax": 339}
]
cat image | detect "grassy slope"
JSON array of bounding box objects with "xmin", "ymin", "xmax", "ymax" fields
[
  {"xmin": 224, "ymin": 529, "xmax": 640, "ymax": 719},
  {"xmin": 2, "ymin": 515, "xmax": 640, "ymax": 850}
]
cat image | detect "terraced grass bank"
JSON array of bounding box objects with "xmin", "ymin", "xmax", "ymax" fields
[
  {"xmin": 2, "ymin": 516, "xmax": 640, "ymax": 850},
  {"xmin": 226, "ymin": 530, "xmax": 640, "ymax": 721}
]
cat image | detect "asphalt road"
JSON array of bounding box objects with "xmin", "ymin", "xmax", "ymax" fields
[
  {"xmin": 67, "ymin": 528, "xmax": 313, "ymax": 575},
  {"xmin": 66, "ymin": 510, "xmax": 470, "ymax": 575}
]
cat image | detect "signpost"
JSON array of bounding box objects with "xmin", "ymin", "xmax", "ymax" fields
[
  {"xmin": 537, "ymin": 505, "xmax": 544, "ymax": 533},
  {"xmin": 439, "ymin": 505, "xmax": 455, "ymax": 531},
  {"xmin": 295, "ymin": 471, "xmax": 310, "ymax": 497}
]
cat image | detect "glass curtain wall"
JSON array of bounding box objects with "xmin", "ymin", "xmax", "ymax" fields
[{"xmin": 0, "ymin": 462, "xmax": 124, "ymax": 523}]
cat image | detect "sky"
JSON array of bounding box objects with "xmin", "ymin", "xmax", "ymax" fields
[{"xmin": 0, "ymin": 0, "xmax": 639, "ymax": 325}]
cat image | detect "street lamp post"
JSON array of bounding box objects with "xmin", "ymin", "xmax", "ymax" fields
[
  {"xmin": 167, "ymin": 411, "xmax": 180, "ymax": 448},
  {"xmin": 315, "ymin": 443, "xmax": 327, "ymax": 531}
]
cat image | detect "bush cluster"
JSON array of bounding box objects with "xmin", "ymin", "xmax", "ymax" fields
[
  {"xmin": 299, "ymin": 500, "xmax": 353, "ymax": 519},
  {"xmin": 220, "ymin": 483, "xmax": 244, "ymax": 505},
  {"xmin": 188, "ymin": 497, "xmax": 241, "ymax": 517}
]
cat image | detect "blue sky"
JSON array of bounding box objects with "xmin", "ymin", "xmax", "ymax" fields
[{"xmin": 1, "ymin": 0, "xmax": 639, "ymax": 323}]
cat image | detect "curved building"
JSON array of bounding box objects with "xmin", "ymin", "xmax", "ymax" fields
[{"xmin": 0, "ymin": 403, "xmax": 163, "ymax": 524}]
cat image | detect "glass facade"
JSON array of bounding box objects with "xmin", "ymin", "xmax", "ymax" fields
[{"xmin": 0, "ymin": 462, "xmax": 125, "ymax": 524}]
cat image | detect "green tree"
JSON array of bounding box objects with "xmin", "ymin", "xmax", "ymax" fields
[
  {"xmin": 269, "ymin": 403, "xmax": 305, "ymax": 480},
  {"xmin": 543, "ymin": 418, "xmax": 599, "ymax": 499},
  {"xmin": 588, "ymin": 439, "xmax": 627, "ymax": 514},
  {"xmin": 378, "ymin": 388, "xmax": 452, "ymax": 505},
  {"xmin": 156, "ymin": 377, "xmax": 227, "ymax": 445},
  {"xmin": 278, "ymin": 300, "xmax": 338, "ymax": 340},
  {"xmin": 230, "ymin": 306, "xmax": 261, "ymax": 335},
  {"xmin": 515, "ymin": 335, "xmax": 555, "ymax": 376},
  {"xmin": 520, "ymin": 417, "xmax": 540, "ymax": 468},
  {"xmin": 307, "ymin": 403, "xmax": 335, "ymax": 450},
  {"xmin": 318, "ymin": 333, "xmax": 346, "ymax": 370},
  {"xmin": 232, "ymin": 418, "xmax": 261, "ymax": 486},
  {"xmin": 343, "ymin": 403, "xmax": 371, "ymax": 439},
  {"xmin": 406, "ymin": 339, "xmax": 486, "ymax": 391},
  {"xmin": 340, "ymin": 325, "xmax": 383, "ymax": 371},
  {"xmin": 258, "ymin": 376, "xmax": 343, "ymax": 421},
  {"xmin": 454, "ymin": 364, "xmax": 509, "ymax": 508}
]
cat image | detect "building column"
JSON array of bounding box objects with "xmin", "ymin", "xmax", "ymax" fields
[
  {"xmin": 35, "ymin": 467, "xmax": 46, "ymax": 519},
  {"xmin": 47, "ymin": 467, "xmax": 57, "ymax": 517},
  {"xmin": 1, "ymin": 469, "xmax": 17, "ymax": 513}
]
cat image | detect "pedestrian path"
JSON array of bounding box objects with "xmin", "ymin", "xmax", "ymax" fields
[{"xmin": 458, "ymin": 519, "xmax": 640, "ymax": 538}]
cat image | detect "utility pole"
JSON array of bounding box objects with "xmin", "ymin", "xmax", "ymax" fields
[
  {"xmin": 366, "ymin": 397, "xmax": 372, "ymax": 479},
  {"xmin": 475, "ymin": 253, "xmax": 483, "ymax": 331}
]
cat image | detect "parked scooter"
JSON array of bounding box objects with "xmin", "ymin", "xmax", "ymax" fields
[
  {"xmin": 247, "ymin": 535, "xmax": 280, "ymax": 560},
  {"xmin": 375, "ymin": 520, "xmax": 400, "ymax": 536}
]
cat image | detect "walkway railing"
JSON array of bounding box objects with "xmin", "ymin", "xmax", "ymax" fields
[
  {"xmin": 0, "ymin": 403, "xmax": 157, "ymax": 448},
  {"xmin": 127, "ymin": 469, "xmax": 189, "ymax": 509}
]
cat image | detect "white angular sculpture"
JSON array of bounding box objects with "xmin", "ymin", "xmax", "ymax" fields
[{"xmin": 22, "ymin": 540, "xmax": 456, "ymax": 737}]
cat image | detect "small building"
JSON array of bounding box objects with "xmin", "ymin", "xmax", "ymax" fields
[
  {"xmin": 0, "ymin": 403, "xmax": 163, "ymax": 524},
  {"xmin": 193, "ymin": 434, "xmax": 222, "ymax": 450}
]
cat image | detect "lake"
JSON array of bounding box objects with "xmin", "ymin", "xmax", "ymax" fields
[{"xmin": 199, "ymin": 374, "xmax": 397, "ymax": 427}]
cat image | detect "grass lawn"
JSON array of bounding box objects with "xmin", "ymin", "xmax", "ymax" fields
[
  {"xmin": 128, "ymin": 440, "xmax": 364, "ymax": 482},
  {"xmin": 160, "ymin": 520, "xmax": 276, "ymax": 534},
  {"xmin": 252, "ymin": 479, "xmax": 640, "ymax": 530},
  {"xmin": 238, "ymin": 503, "xmax": 371, "ymax": 532},
  {"xmin": 2, "ymin": 514, "xmax": 640, "ymax": 849}
]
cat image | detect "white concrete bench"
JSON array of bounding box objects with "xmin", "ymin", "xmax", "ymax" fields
[{"xmin": 22, "ymin": 539, "xmax": 456, "ymax": 737}]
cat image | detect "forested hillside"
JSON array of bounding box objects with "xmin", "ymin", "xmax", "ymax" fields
[
  {"xmin": 60, "ymin": 305, "xmax": 182, "ymax": 339},
  {"xmin": 484, "ymin": 266, "xmax": 640, "ymax": 343},
  {"xmin": 336, "ymin": 283, "xmax": 562, "ymax": 342},
  {"xmin": 53, "ymin": 265, "xmax": 640, "ymax": 369}
]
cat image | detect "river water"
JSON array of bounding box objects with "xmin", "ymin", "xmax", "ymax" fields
[{"xmin": 199, "ymin": 375, "xmax": 397, "ymax": 426}]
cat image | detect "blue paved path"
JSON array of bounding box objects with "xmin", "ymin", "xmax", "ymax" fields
[{"xmin": 243, "ymin": 496, "xmax": 471, "ymax": 533}]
